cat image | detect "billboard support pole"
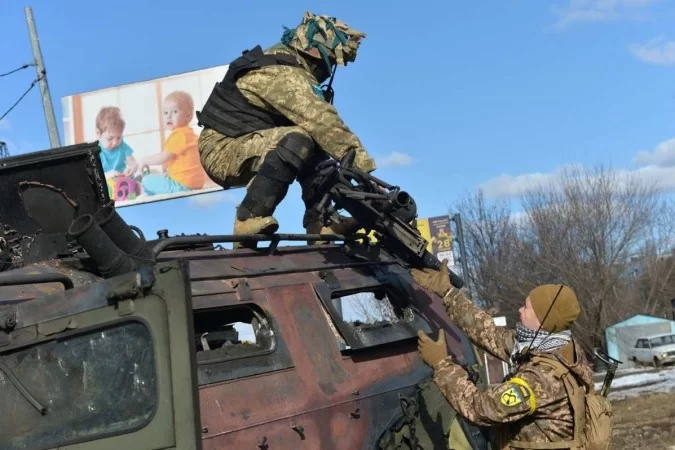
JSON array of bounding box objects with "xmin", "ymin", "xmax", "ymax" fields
[
  {"xmin": 452, "ymin": 213, "xmax": 472, "ymax": 295},
  {"xmin": 25, "ymin": 6, "xmax": 61, "ymax": 148}
]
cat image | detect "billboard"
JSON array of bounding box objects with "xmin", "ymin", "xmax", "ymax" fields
[
  {"xmin": 61, "ymin": 64, "xmax": 230, "ymax": 207},
  {"xmin": 357, "ymin": 215, "xmax": 456, "ymax": 268},
  {"xmin": 416, "ymin": 215, "xmax": 456, "ymax": 268}
]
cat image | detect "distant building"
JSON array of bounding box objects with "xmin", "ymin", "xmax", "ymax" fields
[{"xmin": 605, "ymin": 314, "xmax": 675, "ymax": 368}]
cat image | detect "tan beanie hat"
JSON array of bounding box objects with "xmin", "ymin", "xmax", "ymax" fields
[{"xmin": 528, "ymin": 284, "xmax": 580, "ymax": 333}]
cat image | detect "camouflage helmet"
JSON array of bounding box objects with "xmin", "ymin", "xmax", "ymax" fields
[{"xmin": 281, "ymin": 11, "xmax": 366, "ymax": 68}]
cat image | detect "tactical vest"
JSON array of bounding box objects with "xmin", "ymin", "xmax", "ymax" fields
[{"xmin": 196, "ymin": 45, "xmax": 302, "ymax": 138}]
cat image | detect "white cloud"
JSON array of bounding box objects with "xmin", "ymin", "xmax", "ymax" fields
[
  {"xmin": 479, "ymin": 136, "xmax": 675, "ymax": 200},
  {"xmin": 629, "ymin": 37, "xmax": 675, "ymax": 65},
  {"xmin": 629, "ymin": 164, "xmax": 675, "ymax": 191},
  {"xmin": 478, "ymin": 169, "xmax": 564, "ymax": 199},
  {"xmin": 551, "ymin": 0, "xmax": 659, "ymax": 30},
  {"xmin": 0, "ymin": 119, "xmax": 10, "ymax": 130},
  {"xmin": 188, "ymin": 190, "xmax": 238, "ymax": 208},
  {"xmin": 633, "ymin": 138, "xmax": 675, "ymax": 167},
  {"xmin": 376, "ymin": 151, "xmax": 413, "ymax": 168}
]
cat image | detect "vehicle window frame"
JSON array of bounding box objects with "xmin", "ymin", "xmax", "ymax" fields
[
  {"xmin": 193, "ymin": 302, "xmax": 294, "ymax": 386},
  {"xmin": 312, "ymin": 279, "xmax": 432, "ymax": 353},
  {"xmin": 650, "ymin": 335, "xmax": 674, "ymax": 348}
]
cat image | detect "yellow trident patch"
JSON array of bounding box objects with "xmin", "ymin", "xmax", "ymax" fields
[{"xmin": 500, "ymin": 387, "xmax": 524, "ymax": 407}]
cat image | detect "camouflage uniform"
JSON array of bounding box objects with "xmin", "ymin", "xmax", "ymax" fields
[
  {"xmin": 197, "ymin": 12, "xmax": 376, "ymax": 241},
  {"xmin": 411, "ymin": 267, "xmax": 594, "ymax": 450}
]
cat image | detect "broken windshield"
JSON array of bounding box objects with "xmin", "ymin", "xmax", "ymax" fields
[{"xmin": 0, "ymin": 320, "xmax": 157, "ymax": 450}]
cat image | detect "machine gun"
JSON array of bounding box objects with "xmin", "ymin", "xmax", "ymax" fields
[{"xmin": 308, "ymin": 149, "xmax": 465, "ymax": 289}]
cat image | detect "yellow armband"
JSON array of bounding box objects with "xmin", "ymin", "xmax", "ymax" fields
[{"xmin": 508, "ymin": 377, "xmax": 537, "ymax": 414}]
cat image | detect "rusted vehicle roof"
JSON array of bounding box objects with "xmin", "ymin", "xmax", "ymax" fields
[{"xmin": 0, "ymin": 142, "xmax": 488, "ymax": 449}]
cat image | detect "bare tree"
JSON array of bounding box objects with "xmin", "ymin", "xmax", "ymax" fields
[
  {"xmin": 452, "ymin": 165, "xmax": 675, "ymax": 352},
  {"xmin": 342, "ymin": 292, "xmax": 399, "ymax": 324},
  {"xmin": 452, "ymin": 189, "xmax": 534, "ymax": 326},
  {"xmin": 519, "ymin": 166, "xmax": 666, "ymax": 349}
]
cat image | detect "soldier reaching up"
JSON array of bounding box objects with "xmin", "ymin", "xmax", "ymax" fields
[{"xmin": 411, "ymin": 263, "xmax": 598, "ymax": 449}]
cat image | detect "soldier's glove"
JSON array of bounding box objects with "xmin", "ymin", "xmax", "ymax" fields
[
  {"xmin": 410, "ymin": 260, "xmax": 453, "ymax": 298},
  {"xmin": 417, "ymin": 329, "xmax": 449, "ymax": 370}
]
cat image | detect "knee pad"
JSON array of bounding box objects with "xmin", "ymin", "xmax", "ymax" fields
[
  {"xmin": 257, "ymin": 150, "xmax": 296, "ymax": 184},
  {"xmin": 275, "ymin": 132, "xmax": 315, "ymax": 172}
]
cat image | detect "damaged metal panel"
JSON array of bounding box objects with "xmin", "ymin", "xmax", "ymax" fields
[
  {"xmin": 0, "ymin": 142, "xmax": 109, "ymax": 264},
  {"xmin": 0, "ymin": 138, "xmax": 490, "ymax": 449},
  {"xmin": 167, "ymin": 242, "xmax": 486, "ymax": 449},
  {"xmin": 196, "ymin": 280, "xmax": 448, "ymax": 449}
]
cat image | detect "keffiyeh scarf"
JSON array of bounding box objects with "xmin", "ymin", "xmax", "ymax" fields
[{"xmin": 509, "ymin": 323, "xmax": 572, "ymax": 367}]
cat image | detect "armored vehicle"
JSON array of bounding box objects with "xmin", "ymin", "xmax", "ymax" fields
[{"xmin": 0, "ymin": 143, "xmax": 489, "ymax": 449}]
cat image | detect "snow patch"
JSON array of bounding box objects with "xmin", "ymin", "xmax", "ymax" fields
[{"xmin": 596, "ymin": 366, "xmax": 675, "ymax": 400}]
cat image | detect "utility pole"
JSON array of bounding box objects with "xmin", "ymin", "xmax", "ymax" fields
[{"xmin": 25, "ymin": 6, "xmax": 61, "ymax": 148}]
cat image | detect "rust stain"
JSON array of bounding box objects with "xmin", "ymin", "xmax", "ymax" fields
[{"xmin": 292, "ymin": 301, "xmax": 348, "ymax": 395}]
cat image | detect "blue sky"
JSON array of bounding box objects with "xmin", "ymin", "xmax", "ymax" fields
[{"xmin": 1, "ymin": 0, "xmax": 674, "ymax": 241}]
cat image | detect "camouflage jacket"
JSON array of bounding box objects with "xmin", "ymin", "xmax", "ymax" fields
[
  {"xmin": 433, "ymin": 290, "xmax": 594, "ymax": 450},
  {"xmin": 233, "ymin": 43, "xmax": 376, "ymax": 172}
]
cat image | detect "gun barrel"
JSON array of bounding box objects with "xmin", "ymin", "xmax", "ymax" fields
[
  {"xmin": 594, "ymin": 348, "xmax": 623, "ymax": 397},
  {"xmin": 600, "ymin": 365, "xmax": 618, "ymax": 397},
  {"xmin": 422, "ymin": 250, "xmax": 464, "ymax": 289},
  {"xmin": 394, "ymin": 191, "xmax": 411, "ymax": 207},
  {"xmin": 390, "ymin": 190, "xmax": 417, "ymax": 223}
]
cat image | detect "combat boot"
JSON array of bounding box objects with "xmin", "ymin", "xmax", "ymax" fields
[{"xmin": 233, "ymin": 215, "xmax": 279, "ymax": 249}]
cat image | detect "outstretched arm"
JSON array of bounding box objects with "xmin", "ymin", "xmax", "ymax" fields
[
  {"xmin": 143, "ymin": 152, "xmax": 175, "ymax": 166},
  {"xmin": 411, "ymin": 264, "xmax": 515, "ymax": 362},
  {"xmin": 237, "ymin": 64, "xmax": 376, "ymax": 173},
  {"xmin": 442, "ymin": 289, "xmax": 516, "ymax": 362},
  {"xmin": 417, "ymin": 330, "xmax": 538, "ymax": 427}
]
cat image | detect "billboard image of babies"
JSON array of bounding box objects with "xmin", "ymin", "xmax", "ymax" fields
[
  {"xmin": 95, "ymin": 106, "xmax": 142, "ymax": 201},
  {"xmin": 95, "ymin": 106, "xmax": 138, "ymax": 178},
  {"xmin": 140, "ymin": 91, "xmax": 206, "ymax": 195}
]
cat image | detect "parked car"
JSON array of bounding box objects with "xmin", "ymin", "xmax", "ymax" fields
[{"xmin": 630, "ymin": 333, "xmax": 675, "ymax": 367}]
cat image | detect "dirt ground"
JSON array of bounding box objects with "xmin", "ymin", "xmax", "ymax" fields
[{"xmin": 612, "ymin": 391, "xmax": 675, "ymax": 449}]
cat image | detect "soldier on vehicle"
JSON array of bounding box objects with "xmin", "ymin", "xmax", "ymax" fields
[
  {"xmin": 196, "ymin": 11, "xmax": 376, "ymax": 246},
  {"xmin": 410, "ymin": 263, "xmax": 596, "ymax": 449}
]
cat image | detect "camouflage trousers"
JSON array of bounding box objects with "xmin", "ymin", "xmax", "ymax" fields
[{"xmin": 198, "ymin": 126, "xmax": 315, "ymax": 189}]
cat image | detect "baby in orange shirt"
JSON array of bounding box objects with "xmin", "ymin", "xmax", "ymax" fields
[{"xmin": 141, "ymin": 91, "xmax": 206, "ymax": 195}]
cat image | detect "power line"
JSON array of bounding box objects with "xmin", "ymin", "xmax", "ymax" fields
[
  {"xmin": 0, "ymin": 75, "xmax": 42, "ymax": 122},
  {"xmin": 0, "ymin": 63, "xmax": 35, "ymax": 78}
]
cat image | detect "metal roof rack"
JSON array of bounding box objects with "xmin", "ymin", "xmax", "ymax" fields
[{"xmin": 152, "ymin": 232, "xmax": 371, "ymax": 256}]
